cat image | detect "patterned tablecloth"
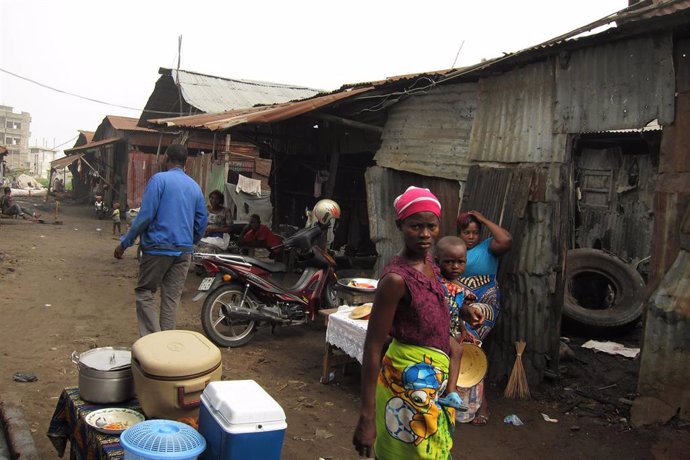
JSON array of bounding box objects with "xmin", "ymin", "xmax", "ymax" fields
[
  {"xmin": 47, "ymin": 387, "xmax": 142, "ymax": 460},
  {"xmin": 325, "ymin": 306, "xmax": 369, "ymax": 363}
]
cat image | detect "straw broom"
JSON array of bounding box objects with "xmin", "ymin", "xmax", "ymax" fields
[{"xmin": 504, "ymin": 341, "xmax": 530, "ymax": 400}]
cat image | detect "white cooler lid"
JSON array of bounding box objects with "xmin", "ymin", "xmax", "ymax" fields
[{"xmin": 203, "ymin": 380, "xmax": 286, "ymax": 425}]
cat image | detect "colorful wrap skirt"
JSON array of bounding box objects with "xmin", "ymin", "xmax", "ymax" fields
[
  {"xmin": 458, "ymin": 274, "xmax": 500, "ymax": 341},
  {"xmin": 375, "ymin": 339, "xmax": 455, "ymax": 460}
]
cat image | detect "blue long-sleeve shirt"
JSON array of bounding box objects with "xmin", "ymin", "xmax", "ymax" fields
[{"xmin": 120, "ymin": 167, "xmax": 207, "ymax": 256}]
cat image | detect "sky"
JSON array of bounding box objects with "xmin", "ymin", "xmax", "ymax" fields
[{"xmin": 1, "ymin": 0, "xmax": 629, "ymax": 154}]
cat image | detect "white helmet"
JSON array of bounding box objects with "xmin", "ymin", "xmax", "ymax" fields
[{"xmin": 312, "ymin": 199, "xmax": 341, "ymax": 225}]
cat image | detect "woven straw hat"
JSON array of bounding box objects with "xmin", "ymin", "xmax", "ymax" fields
[
  {"xmin": 457, "ymin": 343, "xmax": 488, "ymax": 388},
  {"xmin": 349, "ymin": 303, "xmax": 373, "ymax": 320}
]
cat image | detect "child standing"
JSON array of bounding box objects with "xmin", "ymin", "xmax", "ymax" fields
[
  {"xmin": 435, "ymin": 235, "xmax": 484, "ymax": 410},
  {"xmin": 111, "ymin": 202, "xmax": 121, "ymax": 236}
]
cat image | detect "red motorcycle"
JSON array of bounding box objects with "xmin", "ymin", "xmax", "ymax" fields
[{"xmin": 193, "ymin": 202, "xmax": 341, "ymax": 347}]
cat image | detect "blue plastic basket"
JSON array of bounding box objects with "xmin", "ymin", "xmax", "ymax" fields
[{"xmin": 120, "ymin": 420, "xmax": 206, "ymax": 460}]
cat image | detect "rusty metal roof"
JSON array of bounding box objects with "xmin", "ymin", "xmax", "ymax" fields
[
  {"xmin": 106, "ymin": 116, "xmax": 159, "ymax": 132},
  {"xmin": 51, "ymin": 152, "xmax": 85, "ymax": 169},
  {"xmin": 440, "ymin": 0, "xmax": 690, "ymax": 83},
  {"xmin": 64, "ymin": 137, "xmax": 120, "ymax": 154},
  {"xmin": 78, "ymin": 130, "xmax": 95, "ymax": 143},
  {"xmin": 164, "ymin": 68, "xmax": 323, "ymax": 113},
  {"xmin": 149, "ymin": 87, "xmax": 373, "ymax": 130}
]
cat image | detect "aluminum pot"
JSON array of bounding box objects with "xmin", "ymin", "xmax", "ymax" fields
[{"xmin": 71, "ymin": 347, "xmax": 134, "ymax": 404}]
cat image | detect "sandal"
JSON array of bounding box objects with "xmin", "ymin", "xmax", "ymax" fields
[
  {"xmin": 438, "ymin": 392, "xmax": 469, "ymax": 411},
  {"xmin": 472, "ymin": 414, "xmax": 489, "ymax": 425}
]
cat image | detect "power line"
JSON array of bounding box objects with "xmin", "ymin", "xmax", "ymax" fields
[
  {"xmin": 0, "ymin": 67, "xmax": 180, "ymax": 116},
  {"xmin": 0, "ymin": 67, "xmax": 141, "ymax": 111}
]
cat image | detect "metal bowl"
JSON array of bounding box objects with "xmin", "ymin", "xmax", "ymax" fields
[{"xmin": 337, "ymin": 277, "xmax": 378, "ymax": 292}]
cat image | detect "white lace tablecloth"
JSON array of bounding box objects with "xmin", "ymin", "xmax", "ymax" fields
[{"xmin": 325, "ymin": 306, "xmax": 369, "ymax": 364}]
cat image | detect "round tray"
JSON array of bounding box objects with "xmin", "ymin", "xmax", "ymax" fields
[
  {"xmin": 457, "ymin": 343, "xmax": 488, "ymax": 388},
  {"xmin": 337, "ymin": 277, "xmax": 378, "ymax": 292},
  {"xmin": 85, "ymin": 408, "xmax": 145, "ymax": 435}
]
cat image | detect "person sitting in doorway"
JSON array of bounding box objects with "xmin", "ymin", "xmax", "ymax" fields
[
  {"xmin": 238, "ymin": 214, "xmax": 282, "ymax": 257},
  {"xmin": 195, "ymin": 189, "xmax": 234, "ymax": 254}
]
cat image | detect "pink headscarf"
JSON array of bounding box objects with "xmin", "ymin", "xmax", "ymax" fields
[{"xmin": 393, "ymin": 186, "xmax": 442, "ymax": 221}]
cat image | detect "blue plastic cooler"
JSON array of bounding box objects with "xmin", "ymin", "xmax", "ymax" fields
[{"xmin": 198, "ymin": 380, "xmax": 287, "ymax": 460}]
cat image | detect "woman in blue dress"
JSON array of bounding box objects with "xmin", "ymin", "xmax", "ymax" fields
[{"xmin": 456, "ymin": 210, "xmax": 512, "ymax": 425}]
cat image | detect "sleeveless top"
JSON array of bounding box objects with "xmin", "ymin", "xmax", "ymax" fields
[{"xmin": 380, "ymin": 254, "xmax": 450, "ymax": 354}]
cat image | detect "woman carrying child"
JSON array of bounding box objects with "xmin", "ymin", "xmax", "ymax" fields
[
  {"xmin": 352, "ymin": 186, "xmax": 462, "ymax": 459},
  {"xmin": 455, "ymin": 210, "xmax": 512, "ymax": 425}
]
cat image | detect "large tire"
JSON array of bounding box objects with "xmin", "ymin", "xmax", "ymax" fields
[
  {"xmin": 563, "ymin": 249, "xmax": 646, "ymax": 329},
  {"xmin": 201, "ymin": 284, "xmax": 258, "ymax": 347}
]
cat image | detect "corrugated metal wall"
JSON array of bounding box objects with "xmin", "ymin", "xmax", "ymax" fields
[
  {"xmin": 126, "ymin": 151, "xmax": 158, "ymax": 209},
  {"xmin": 460, "ymin": 164, "xmax": 568, "ymax": 382},
  {"xmin": 375, "ymin": 83, "xmax": 477, "ymax": 181},
  {"xmin": 638, "ymin": 247, "xmax": 690, "ymax": 420},
  {"xmin": 469, "ymin": 59, "xmax": 566, "ymax": 164},
  {"xmin": 186, "ymin": 153, "xmax": 213, "ymax": 198},
  {"xmin": 635, "ymin": 39, "xmax": 690, "ymax": 422},
  {"xmin": 365, "ymin": 166, "xmax": 460, "ymax": 276},
  {"xmin": 556, "ymin": 34, "xmax": 675, "ymax": 133},
  {"xmin": 468, "ymin": 35, "xmax": 675, "ymax": 166}
]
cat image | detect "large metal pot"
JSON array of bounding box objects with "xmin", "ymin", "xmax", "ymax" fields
[{"xmin": 71, "ymin": 347, "xmax": 134, "ymax": 404}]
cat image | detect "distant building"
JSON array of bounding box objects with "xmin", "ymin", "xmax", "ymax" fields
[
  {"xmin": 0, "ymin": 105, "xmax": 32, "ymax": 172},
  {"xmin": 29, "ymin": 146, "xmax": 57, "ymax": 179}
]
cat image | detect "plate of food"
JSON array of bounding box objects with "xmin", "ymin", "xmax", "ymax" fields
[
  {"xmin": 338, "ymin": 277, "xmax": 378, "ymax": 292},
  {"xmin": 85, "ymin": 408, "xmax": 145, "ymax": 435}
]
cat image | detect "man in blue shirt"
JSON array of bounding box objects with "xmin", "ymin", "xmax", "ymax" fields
[{"xmin": 114, "ymin": 144, "xmax": 207, "ymax": 336}]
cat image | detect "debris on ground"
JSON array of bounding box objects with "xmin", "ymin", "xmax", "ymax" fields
[
  {"xmin": 581, "ymin": 340, "xmax": 640, "ymax": 359},
  {"xmin": 13, "ymin": 372, "xmax": 38, "ymax": 383}
]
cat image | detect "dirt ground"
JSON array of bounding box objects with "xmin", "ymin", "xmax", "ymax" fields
[{"xmin": 1, "ymin": 197, "xmax": 690, "ymax": 459}]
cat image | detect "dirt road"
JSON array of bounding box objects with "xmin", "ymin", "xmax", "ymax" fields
[{"xmin": 1, "ymin": 198, "xmax": 688, "ymax": 459}]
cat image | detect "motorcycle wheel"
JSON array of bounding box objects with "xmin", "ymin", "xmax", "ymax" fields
[
  {"xmin": 322, "ymin": 279, "xmax": 339, "ymax": 310},
  {"xmin": 201, "ymin": 284, "xmax": 258, "ymax": 347}
]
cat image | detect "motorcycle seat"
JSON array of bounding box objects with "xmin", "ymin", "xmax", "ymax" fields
[{"xmin": 242, "ymin": 256, "xmax": 287, "ymax": 273}]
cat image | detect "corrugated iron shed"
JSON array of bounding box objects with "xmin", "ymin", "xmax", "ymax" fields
[
  {"xmin": 555, "ymin": 34, "xmax": 675, "ymax": 133},
  {"xmin": 148, "ymin": 87, "xmax": 373, "ymax": 131},
  {"xmin": 469, "ymin": 59, "xmax": 564, "ymax": 164},
  {"xmin": 64, "ymin": 137, "xmax": 120, "ymax": 154},
  {"xmin": 78, "ymin": 130, "xmax": 95, "ymax": 143},
  {"xmin": 105, "ymin": 116, "xmax": 160, "ymax": 132},
  {"xmin": 375, "ymin": 83, "xmax": 476, "ymax": 181},
  {"xmin": 173, "ymin": 68, "xmax": 323, "ymax": 112}
]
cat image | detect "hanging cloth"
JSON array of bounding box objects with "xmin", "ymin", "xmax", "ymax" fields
[
  {"xmin": 236, "ymin": 174, "xmax": 262, "ymax": 197},
  {"xmin": 314, "ymin": 170, "xmax": 330, "ymax": 197}
]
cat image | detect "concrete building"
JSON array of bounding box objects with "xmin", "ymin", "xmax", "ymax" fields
[
  {"xmin": 0, "ymin": 105, "xmax": 32, "ymax": 172},
  {"xmin": 29, "ymin": 146, "xmax": 57, "ymax": 179}
]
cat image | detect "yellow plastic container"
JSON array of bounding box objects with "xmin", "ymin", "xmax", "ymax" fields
[
  {"xmin": 132, "ymin": 330, "xmax": 222, "ymax": 420},
  {"xmin": 457, "ymin": 343, "xmax": 488, "ymax": 388}
]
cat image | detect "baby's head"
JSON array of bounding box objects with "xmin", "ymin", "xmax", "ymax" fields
[
  {"xmin": 113, "ymin": 202, "xmax": 120, "ymax": 209},
  {"xmin": 434, "ymin": 236, "xmax": 467, "ymax": 281}
]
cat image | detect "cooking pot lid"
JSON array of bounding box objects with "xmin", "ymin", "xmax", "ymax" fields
[{"xmin": 78, "ymin": 347, "xmax": 131, "ymax": 371}]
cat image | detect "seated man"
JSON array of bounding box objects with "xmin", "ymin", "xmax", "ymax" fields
[
  {"xmin": 1, "ymin": 187, "xmax": 35, "ymax": 219},
  {"xmin": 238, "ymin": 214, "xmax": 282, "ymax": 257}
]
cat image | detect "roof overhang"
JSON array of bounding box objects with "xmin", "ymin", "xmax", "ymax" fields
[
  {"xmin": 64, "ymin": 137, "xmax": 121, "ymax": 154},
  {"xmin": 51, "ymin": 153, "xmax": 85, "ymax": 170},
  {"xmin": 148, "ymin": 87, "xmax": 374, "ymax": 131}
]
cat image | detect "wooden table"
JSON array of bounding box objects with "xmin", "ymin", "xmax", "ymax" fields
[{"xmin": 319, "ymin": 307, "xmax": 369, "ymax": 384}]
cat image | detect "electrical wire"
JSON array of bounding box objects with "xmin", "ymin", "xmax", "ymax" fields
[{"xmin": 0, "ymin": 67, "xmax": 182, "ymax": 116}]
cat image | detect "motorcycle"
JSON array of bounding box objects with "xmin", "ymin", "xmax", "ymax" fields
[{"xmin": 193, "ymin": 220, "xmax": 339, "ymax": 347}]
